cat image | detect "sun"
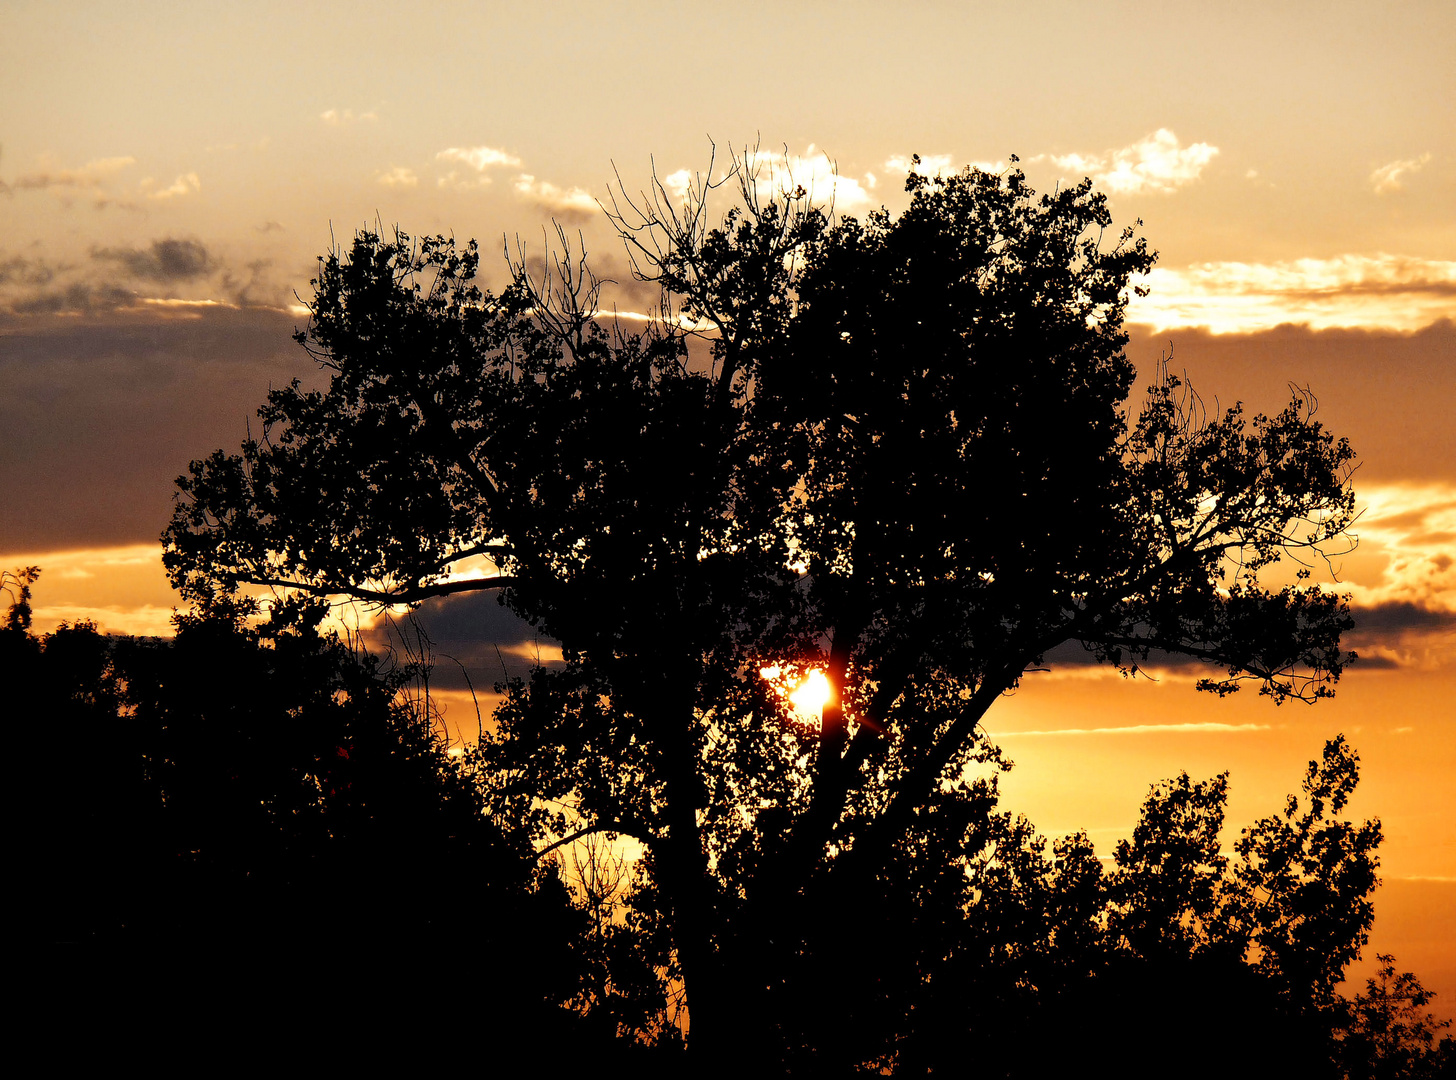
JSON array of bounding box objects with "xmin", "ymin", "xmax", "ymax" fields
[
  {"xmin": 789, "ymin": 669, "xmax": 832, "ymax": 717},
  {"xmin": 759, "ymin": 664, "xmax": 833, "ymax": 722}
]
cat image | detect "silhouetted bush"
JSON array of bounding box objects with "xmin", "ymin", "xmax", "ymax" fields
[{"xmin": 6, "ymin": 575, "xmax": 619, "ymax": 1057}]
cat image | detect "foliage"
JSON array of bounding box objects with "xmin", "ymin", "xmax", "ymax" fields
[
  {"xmin": 11, "ymin": 571, "xmax": 1449, "ymax": 1073},
  {"xmin": 1229, "ymin": 734, "xmax": 1385, "ymax": 1010},
  {"xmin": 1333, "ymin": 956, "xmax": 1455, "ymax": 1079},
  {"xmin": 163, "ymin": 151, "xmax": 1363, "ymax": 1065},
  {"xmin": 6, "ymin": 575, "xmax": 593, "ymax": 1044}
]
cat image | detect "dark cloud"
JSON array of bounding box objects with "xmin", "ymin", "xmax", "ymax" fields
[
  {"xmin": 9, "ymin": 281, "xmax": 135, "ymax": 315},
  {"xmin": 0, "ymin": 254, "xmax": 59, "ymax": 287},
  {"xmin": 1033, "ymin": 601, "xmax": 1456, "ymax": 678},
  {"xmin": 1345, "ymin": 602, "xmax": 1456, "ymax": 672},
  {"xmin": 1037, "ymin": 639, "xmax": 1209, "ymax": 674},
  {"xmin": 93, "ymin": 237, "xmax": 213, "ymax": 282},
  {"xmin": 0, "ymin": 306, "xmax": 313, "ymax": 549},
  {"xmin": 220, "ymin": 258, "xmax": 289, "ymax": 309},
  {"xmin": 1351, "ymin": 602, "xmax": 1456, "ymax": 634},
  {"xmin": 589, "ymin": 251, "xmax": 664, "ymax": 314},
  {"xmin": 362, "ymin": 591, "xmax": 560, "ymax": 692}
]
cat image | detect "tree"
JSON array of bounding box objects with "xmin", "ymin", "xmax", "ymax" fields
[
  {"xmin": 164, "ymin": 151, "xmax": 1358, "ymax": 1066},
  {"xmin": 1334, "ymin": 956, "xmax": 1455, "ymax": 1079},
  {"xmin": 7, "ymin": 575, "xmax": 596, "ymax": 1053}
]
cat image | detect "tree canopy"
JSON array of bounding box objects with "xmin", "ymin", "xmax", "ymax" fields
[{"xmin": 164, "ymin": 153, "xmax": 1363, "ymax": 1067}]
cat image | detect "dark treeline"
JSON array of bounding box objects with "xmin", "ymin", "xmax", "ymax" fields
[
  {"xmin": 8, "ymin": 567, "xmax": 1450, "ymax": 1075},
  {"xmin": 6, "ymin": 568, "xmax": 662, "ymax": 1066}
]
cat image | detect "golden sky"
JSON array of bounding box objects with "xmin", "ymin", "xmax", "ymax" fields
[{"xmin": 2, "ymin": 0, "xmax": 1452, "ymax": 1010}]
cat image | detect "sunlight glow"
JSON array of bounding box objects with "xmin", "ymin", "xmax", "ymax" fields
[
  {"xmin": 790, "ymin": 669, "xmax": 832, "ymax": 717},
  {"xmin": 760, "ymin": 664, "xmax": 832, "ymax": 723}
]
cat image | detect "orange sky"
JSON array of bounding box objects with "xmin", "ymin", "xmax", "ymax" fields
[{"xmin": 2, "ymin": 0, "xmax": 1452, "ymax": 1014}]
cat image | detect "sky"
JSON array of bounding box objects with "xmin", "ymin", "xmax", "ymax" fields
[{"xmin": 2, "ymin": 0, "xmax": 1453, "ymax": 1010}]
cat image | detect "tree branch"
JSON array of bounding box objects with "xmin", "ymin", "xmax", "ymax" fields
[
  {"xmin": 534, "ymin": 821, "xmax": 656, "ymax": 861},
  {"xmin": 237, "ymin": 573, "xmax": 514, "ymax": 607}
]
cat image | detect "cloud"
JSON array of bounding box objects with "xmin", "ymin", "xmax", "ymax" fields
[
  {"xmin": 497, "ymin": 641, "xmax": 566, "ymax": 665},
  {"xmin": 10, "ymin": 156, "xmax": 137, "ymax": 191},
  {"xmin": 661, "ymin": 168, "xmax": 694, "ymax": 201},
  {"xmin": 434, "ymin": 146, "xmax": 524, "ymax": 191},
  {"xmin": 886, "ymin": 153, "xmax": 957, "ymax": 176},
  {"xmin": 358, "ymin": 590, "xmax": 556, "ymax": 691},
  {"xmin": 662, "ymin": 147, "xmax": 876, "ymax": 212},
  {"xmin": 0, "ymin": 254, "xmax": 59, "ymax": 287},
  {"xmin": 0, "ymin": 305, "xmax": 309, "ymax": 548},
  {"xmin": 1130, "ymin": 254, "xmax": 1456, "ymax": 333},
  {"xmin": 145, "ymin": 172, "xmax": 200, "ymax": 200},
  {"xmin": 93, "ymin": 237, "xmax": 213, "ymax": 282},
  {"xmin": 997, "ymin": 722, "xmax": 1273, "ymax": 737},
  {"xmin": 747, "ymin": 145, "xmax": 874, "ymax": 210},
  {"xmin": 5, "ymin": 237, "xmax": 291, "ymax": 316},
  {"xmin": 1342, "ymin": 483, "xmax": 1456, "ymax": 612},
  {"xmin": 21, "ymin": 603, "xmax": 177, "ymax": 637},
  {"xmin": 436, "ymin": 145, "xmax": 522, "ymax": 171},
  {"xmin": 513, "ymin": 173, "xmax": 598, "ymax": 218},
  {"xmin": 320, "ymin": 108, "xmax": 377, "ymax": 125},
  {"xmin": 883, "ymin": 153, "xmax": 1015, "ymax": 179},
  {"xmin": 217, "ymin": 257, "xmax": 293, "ymax": 310},
  {"xmin": 0, "ymin": 544, "xmax": 179, "ymax": 637},
  {"xmin": 1370, "ymin": 153, "xmax": 1432, "ymax": 194},
  {"xmin": 1303, "ymin": 482, "xmax": 1456, "ymax": 672},
  {"xmin": 377, "ymin": 166, "xmax": 419, "ymax": 189},
  {"xmin": 8, "ymin": 281, "xmax": 136, "ymax": 315},
  {"xmin": 1049, "ymin": 129, "xmax": 1218, "ymax": 195}
]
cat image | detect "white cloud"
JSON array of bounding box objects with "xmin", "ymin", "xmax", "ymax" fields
[
  {"xmin": 436, "ymin": 145, "xmax": 522, "ymax": 171},
  {"xmin": 320, "ymin": 108, "xmax": 377, "ymax": 125},
  {"xmin": 662, "ymin": 168, "xmax": 694, "ymax": 201},
  {"xmin": 884, "ymin": 152, "xmax": 1016, "ymax": 178},
  {"xmin": 886, "ymin": 153, "xmax": 956, "ymax": 176},
  {"xmin": 513, "ymin": 173, "xmax": 598, "ymax": 217},
  {"xmin": 1370, "ymin": 153, "xmax": 1432, "ymax": 194},
  {"xmin": 747, "ymin": 145, "xmax": 874, "ymax": 209},
  {"xmin": 377, "ymin": 166, "xmax": 419, "ymax": 189},
  {"xmin": 435, "ymin": 171, "xmax": 475, "ymax": 189},
  {"xmin": 1129, "ymin": 253, "xmax": 1456, "ymax": 333},
  {"xmin": 1050, "ymin": 129, "xmax": 1218, "ymax": 195},
  {"xmin": 656, "ymin": 148, "xmax": 876, "ymax": 213},
  {"xmin": 146, "ymin": 172, "xmax": 200, "ymax": 200}
]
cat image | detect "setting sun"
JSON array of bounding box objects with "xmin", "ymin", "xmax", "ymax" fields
[
  {"xmin": 789, "ymin": 669, "xmax": 832, "ymax": 719},
  {"xmin": 761, "ymin": 665, "xmax": 833, "ymax": 722}
]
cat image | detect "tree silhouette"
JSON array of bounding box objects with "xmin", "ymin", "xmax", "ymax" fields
[
  {"xmin": 1334, "ymin": 956, "xmax": 1455, "ymax": 1079},
  {"xmin": 12, "ymin": 570, "xmax": 1446, "ymax": 1072},
  {"xmin": 163, "ymin": 152, "xmax": 1360, "ymax": 1066},
  {"xmin": 7, "ymin": 576, "xmax": 601, "ymax": 1055}
]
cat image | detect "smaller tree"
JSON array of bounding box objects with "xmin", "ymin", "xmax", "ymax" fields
[
  {"xmin": 1108, "ymin": 770, "xmax": 1234, "ymax": 961},
  {"xmin": 1334, "ymin": 956, "xmax": 1455, "ymax": 1079},
  {"xmin": 1228, "ymin": 735, "xmax": 1384, "ymax": 1012}
]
